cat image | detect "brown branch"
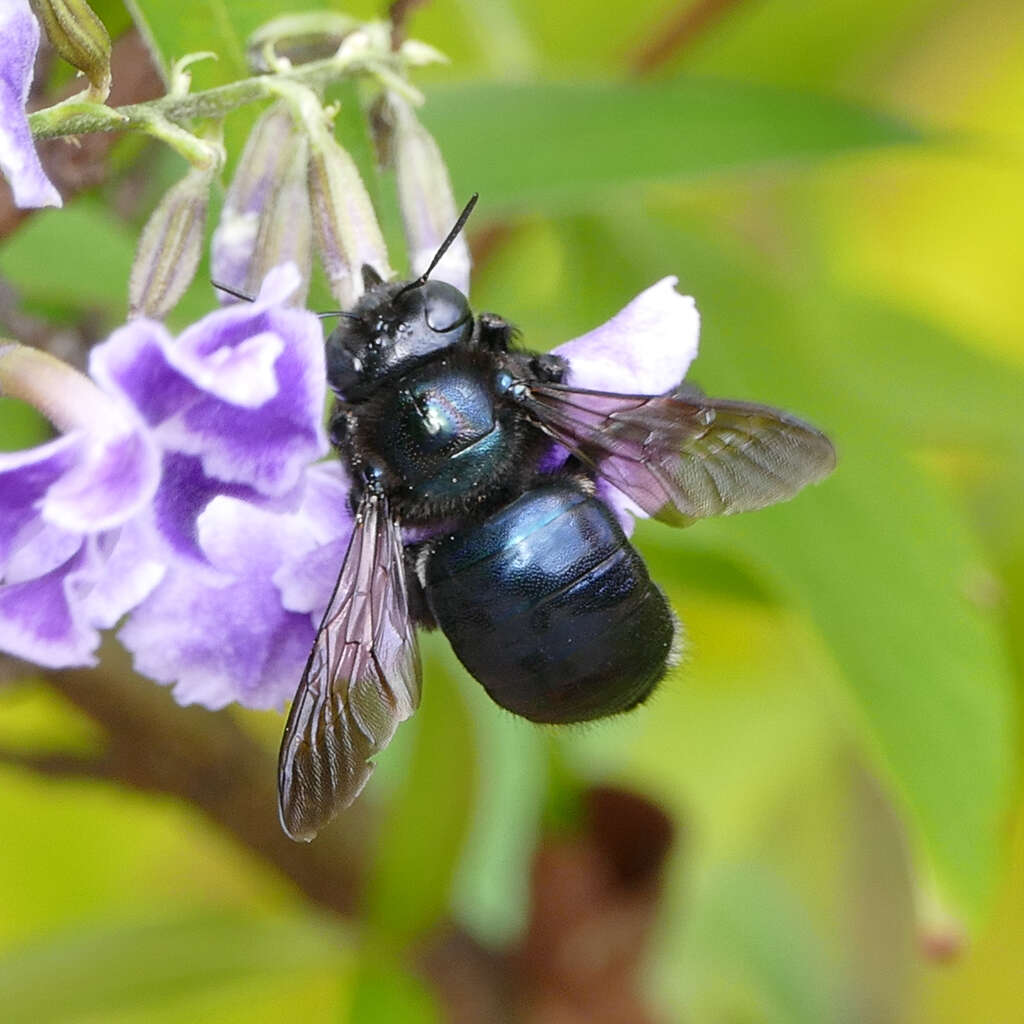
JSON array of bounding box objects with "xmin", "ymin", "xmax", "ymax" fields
[
  {"xmin": 0, "ymin": 747, "xmax": 110, "ymax": 779},
  {"xmin": 389, "ymin": 0, "xmax": 431, "ymax": 51},
  {"xmin": 22, "ymin": 645, "xmax": 372, "ymax": 916},
  {"xmin": 8, "ymin": 651, "xmax": 679, "ymax": 1021},
  {"xmin": 419, "ymin": 786, "xmax": 677, "ymax": 1023},
  {"xmin": 627, "ymin": 0, "xmax": 749, "ymax": 76}
]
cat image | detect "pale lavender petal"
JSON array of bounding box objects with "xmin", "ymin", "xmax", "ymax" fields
[
  {"xmin": 290, "ymin": 460, "xmax": 353, "ymax": 543},
  {"xmin": 272, "ymin": 462, "xmax": 354, "ymax": 614},
  {"xmin": 0, "ymin": 2, "xmax": 61, "ymax": 209},
  {"xmin": 147, "ymin": 453, "xmax": 218, "ymax": 563},
  {"xmin": 89, "ymin": 265, "xmax": 328, "ymax": 498},
  {"xmin": 166, "ymin": 329, "xmax": 283, "ymax": 407},
  {"xmin": 120, "ymin": 493, "xmax": 324, "ymax": 709},
  {"xmin": 88, "ymin": 317, "xmax": 194, "ymax": 426},
  {"xmin": 4, "ymin": 519, "xmax": 81, "ymax": 582},
  {"xmin": 149, "ymin": 452, "xmax": 303, "ymax": 564},
  {"xmin": 0, "ymin": 432, "xmax": 81, "ymax": 570},
  {"xmin": 553, "ymin": 277, "xmax": 699, "ymax": 394},
  {"xmin": 79, "ymin": 526, "xmax": 165, "ymax": 630},
  {"xmin": 41, "ymin": 428, "xmax": 160, "ymax": 533},
  {"xmin": 0, "ymin": 544, "xmax": 98, "ymax": 667},
  {"xmin": 274, "ymin": 535, "xmax": 348, "ymax": 617},
  {"xmin": 0, "ymin": 522, "xmax": 167, "ymax": 667}
]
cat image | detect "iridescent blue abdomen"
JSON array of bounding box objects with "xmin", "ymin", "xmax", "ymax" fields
[{"xmin": 423, "ymin": 481, "xmax": 675, "ymax": 723}]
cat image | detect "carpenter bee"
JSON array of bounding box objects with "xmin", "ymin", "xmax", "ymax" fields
[{"xmin": 274, "ymin": 196, "xmax": 836, "ymax": 841}]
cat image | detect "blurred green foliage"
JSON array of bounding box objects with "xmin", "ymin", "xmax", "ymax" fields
[{"xmin": 2, "ymin": 0, "xmax": 1023, "ymax": 1021}]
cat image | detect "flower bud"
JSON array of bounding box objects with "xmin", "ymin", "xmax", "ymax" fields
[
  {"xmin": 383, "ymin": 92, "xmax": 470, "ymax": 294},
  {"xmin": 303, "ymin": 106, "xmax": 392, "ymax": 308},
  {"xmin": 28, "ymin": 0, "xmax": 111, "ymax": 100},
  {"xmin": 129, "ymin": 162, "xmax": 215, "ymax": 320},
  {"xmin": 211, "ymin": 103, "xmax": 312, "ymax": 306}
]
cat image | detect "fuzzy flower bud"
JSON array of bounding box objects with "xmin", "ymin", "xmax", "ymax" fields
[
  {"xmin": 211, "ymin": 104, "xmax": 313, "ymax": 306},
  {"xmin": 28, "ymin": 0, "xmax": 111, "ymax": 100},
  {"xmin": 381, "ymin": 91, "xmax": 469, "ymax": 293},
  {"xmin": 273, "ymin": 82, "xmax": 391, "ymax": 307},
  {"xmin": 129, "ymin": 161, "xmax": 217, "ymax": 320}
]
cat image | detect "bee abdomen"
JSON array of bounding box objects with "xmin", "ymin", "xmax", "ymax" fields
[{"xmin": 423, "ymin": 480, "xmax": 675, "ymax": 724}]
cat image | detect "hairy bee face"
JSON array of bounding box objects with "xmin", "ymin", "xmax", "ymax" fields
[{"xmin": 326, "ymin": 278, "xmax": 473, "ymax": 400}]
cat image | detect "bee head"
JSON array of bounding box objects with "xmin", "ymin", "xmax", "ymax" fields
[
  {"xmin": 325, "ymin": 271, "xmax": 473, "ymax": 399},
  {"xmin": 325, "ymin": 193, "xmax": 479, "ymax": 401}
]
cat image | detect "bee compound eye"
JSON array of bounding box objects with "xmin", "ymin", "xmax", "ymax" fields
[{"xmin": 422, "ymin": 280, "xmax": 471, "ymax": 334}]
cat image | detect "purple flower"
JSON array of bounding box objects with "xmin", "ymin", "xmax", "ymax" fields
[
  {"xmin": 90, "ymin": 263, "xmax": 328, "ymax": 562},
  {"xmin": 0, "ymin": 0, "xmax": 62, "ymax": 208},
  {"xmin": 0, "ymin": 347, "xmax": 161, "ymax": 666},
  {"xmin": 119, "ymin": 462, "xmax": 353, "ymax": 708},
  {"xmin": 0, "ymin": 264, "xmax": 327, "ymax": 668}
]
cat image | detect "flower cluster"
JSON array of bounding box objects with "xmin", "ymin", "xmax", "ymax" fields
[{"xmin": 0, "ymin": 8, "xmax": 701, "ymax": 711}]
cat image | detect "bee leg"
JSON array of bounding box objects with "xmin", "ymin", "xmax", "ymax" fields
[
  {"xmin": 477, "ymin": 312, "xmax": 516, "ymax": 352},
  {"xmin": 528, "ymin": 352, "xmax": 567, "ymax": 383},
  {"xmin": 327, "ymin": 405, "xmax": 350, "ymax": 449}
]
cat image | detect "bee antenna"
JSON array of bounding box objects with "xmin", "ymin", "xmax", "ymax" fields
[
  {"xmin": 213, "ymin": 280, "xmax": 362, "ymax": 323},
  {"xmin": 317, "ymin": 310, "xmax": 363, "ymax": 322},
  {"xmin": 211, "ymin": 280, "xmax": 255, "ymax": 303},
  {"xmin": 395, "ymin": 192, "xmax": 478, "ymax": 299}
]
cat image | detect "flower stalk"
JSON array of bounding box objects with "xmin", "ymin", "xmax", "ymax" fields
[{"xmin": 27, "ymin": 26, "xmax": 440, "ymax": 143}]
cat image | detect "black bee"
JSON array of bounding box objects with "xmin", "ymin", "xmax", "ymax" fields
[{"xmin": 275, "ymin": 196, "xmax": 836, "ymax": 841}]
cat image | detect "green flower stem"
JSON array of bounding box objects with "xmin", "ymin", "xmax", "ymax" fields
[
  {"xmin": 28, "ymin": 33, "xmax": 428, "ymax": 144},
  {"xmin": 136, "ymin": 110, "xmax": 223, "ymax": 166}
]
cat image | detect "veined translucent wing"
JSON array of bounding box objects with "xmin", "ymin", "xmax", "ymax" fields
[
  {"xmin": 278, "ymin": 486, "xmax": 421, "ymax": 841},
  {"xmin": 514, "ymin": 380, "xmax": 836, "ymax": 525}
]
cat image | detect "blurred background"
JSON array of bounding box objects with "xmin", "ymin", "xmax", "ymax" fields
[{"xmin": 1, "ymin": 0, "xmax": 1022, "ymax": 1021}]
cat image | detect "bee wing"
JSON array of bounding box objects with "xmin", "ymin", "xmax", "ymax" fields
[
  {"xmin": 517, "ymin": 381, "xmax": 836, "ymax": 525},
  {"xmin": 278, "ymin": 487, "xmax": 421, "ymax": 841}
]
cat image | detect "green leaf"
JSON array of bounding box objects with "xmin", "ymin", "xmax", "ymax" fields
[
  {"xmin": 788, "ymin": 291, "xmax": 1024, "ymax": 455},
  {"xmin": 0, "ymin": 913, "xmax": 350, "ymax": 1023},
  {"xmin": 364, "ymin": 634, "xmax": 477, "ymax": 945},
  {"xmin": 720, "ymin": 433, "xmax": 1013, "ymax": 921},
  {"xmin": 0, "ymin": 199, "xmax": 136, "ymax": 315},
  {"xmin": 649, "ymin": 218, "xmax": 1016, "ymax": 922},
  {"xmin": 508, "ymin": 211, "xmax": 1015, "ymax": 924},
  {"xmin": 126, "ymin": 0, "xmax": 384, "ymax": 86},
  {"xmin": 681, "ymin": 863, "xmax": 841, "ymax": 1024},
  {"xmin": 347, "ymin": 957, "xmax": 443, "ymax": 1024},
  {"xmin": 422, "ymin": 77, "xmax": 926, "ymax": 211},
  {"xmin": 447, "ymin": 645, "xmax": 546, "ymax": 945}
]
